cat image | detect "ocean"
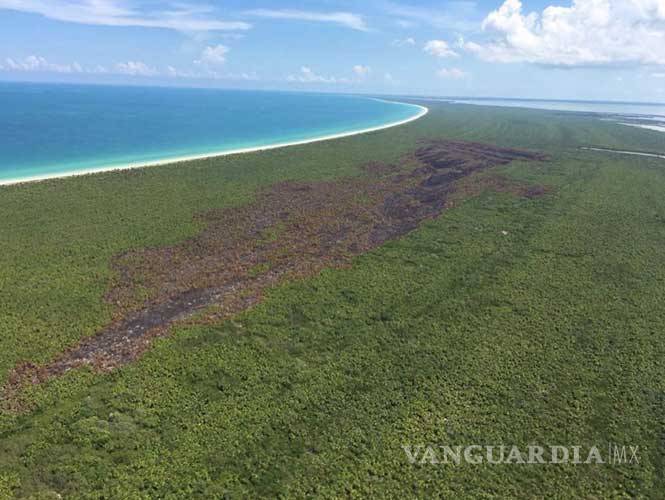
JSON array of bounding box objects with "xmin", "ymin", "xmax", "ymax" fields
[{"xmin": 0, "ymin": 83, "xmax": 424, "ymax": 184}]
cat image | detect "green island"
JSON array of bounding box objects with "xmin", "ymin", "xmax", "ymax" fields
[{"xmin": 1, "ymin": 101, "xmax": 664, "ymax": 498}]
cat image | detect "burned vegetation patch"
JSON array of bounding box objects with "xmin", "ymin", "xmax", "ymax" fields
[{"xmin": 3, "ymin": 140, "xmax": 549, "ymax": 400}]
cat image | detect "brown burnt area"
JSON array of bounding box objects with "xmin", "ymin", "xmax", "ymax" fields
[{"xmin": 2, "ymin": 140, "xmax": 549, "ymax": 404}]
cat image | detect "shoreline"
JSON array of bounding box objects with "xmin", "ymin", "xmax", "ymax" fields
[
  {"xmin": 581, "ymin": 146, "xmax": 665, "ymax": 160},
  {"xmin": 0, "ymin": 100, "xmax": 428, "ymax": 187},
  {"xmin": 619, "ymin": 122, "xmax": 665, "ymax": 133}
]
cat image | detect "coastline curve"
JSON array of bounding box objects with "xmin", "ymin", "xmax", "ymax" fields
[{"xmin": 0, "ymin": 98, "xmax": 428, "ymax": 187}]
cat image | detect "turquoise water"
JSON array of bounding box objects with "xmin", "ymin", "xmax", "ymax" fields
[{"xmin": 0, "ymin": 83, "xmax": 422, "ymax": 183}]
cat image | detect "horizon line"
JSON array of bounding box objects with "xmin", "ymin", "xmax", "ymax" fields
[{"xmin": 1, "ymin": 77, "xmax": 664, "ymax": 107}]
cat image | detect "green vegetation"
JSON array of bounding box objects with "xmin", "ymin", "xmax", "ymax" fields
[{"xmin": 1, "ymin": 102, "xmax": 664, "ymax": 497}]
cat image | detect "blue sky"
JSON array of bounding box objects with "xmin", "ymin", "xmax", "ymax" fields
[{"xmin": 1, "ymin": 0, "xmax": 664, "ymax": 101}]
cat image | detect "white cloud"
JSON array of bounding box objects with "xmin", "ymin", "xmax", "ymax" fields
[
  {"xmin": 165, "ymin": 65, "xmax": 259, "ymax": 81},
  {"xmin": 0, "ymin": 53, "xmax": 258, "ymax": 81},
  {"xmin": 195, "ymin": 45, "xmax": 229, "ymax": 66},
  {"xmin": 465, "ymin": 0, "xmax": 665, "ymax": 66},
  {"xmin": 3, "ymin": 55, "xmax": 83, "ymax": 73},
  {"xmin": 392, "ymin": 37, "xmax": 416, "ymax": 47},
  {"xmin": 286, "ymin": 65, "xmax": 377, "ymax": 85},
  {"xmin": 0, "ymin": 0, "xmax": 251, "ymax": 32},
  {"xmin": 385, "ymin": 1, "xmax": 480, "ymax": 32},
  {"xmin": 353, "ymin": 65, "xmax": 372, "ymax": 77},
  {"xmin": 287, "ymin": 66, "xmax": 346, "ymax": 84},
  {"xmin": 652, "ymin": 73, "xmax": 665, "ymax": 78},
  {"xmin": 424, "ymin": 40, "xmax": 459, "ymax": 58},
  {"xmin": 113, "ymin": 61, "xmax": 158, "ymax": 76},
  {"xmin": 437, "ymin": 67, "xmax": 469, "ymax": 79},
  {"xmin": 236, "ymin": 72, "xmax": 259, "ymax": 81},
  {"xmin": 2, "ymin": 55, "xmax": 155, "ymax": 77},
  {"xmin": 246, "ymin": 9, "xmax": 368, "ymax": 31}
]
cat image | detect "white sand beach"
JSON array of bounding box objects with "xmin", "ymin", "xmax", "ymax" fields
[
  {"xmin": 0, "ymin": 102, "xmax": 428, "ymax": 187},
  {"xmin": 620, "ymin": 122, "xmax": 665, "ymax": 133},
  {"xmin": 582, "ymin": 147, "xmax": 665, "ymax": 159}
]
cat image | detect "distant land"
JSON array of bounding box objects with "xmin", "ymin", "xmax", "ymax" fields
[{"xmin": 414, "ymin": 95, "xmax": 665, "ymax": 117}]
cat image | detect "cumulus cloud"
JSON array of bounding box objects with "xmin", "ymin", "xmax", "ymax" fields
[
  {"xmin": 464, "ymin": 0, "xmax": 665, "ymax": 66},
  {"xmin": 165, "ymin": 65, "xmax": 259, "ymax": 81},
  {"xmin": 246, "ymin": 9, "xmax": 368, "ymax": 31},
  {"xmin": 353, "ymin": 65, "xmax": 372, "ymax": 77},
  {"xmin": 392, "ymin": 37, "xmax": 416, "ymax": 47},
  {"xmin": 0, "ymin": 0, "xmax": 251, "ymax": 32},
  {"xmin": 113, "ymin": 61, "xmax": 158, "ymax": 76},
  {"xmin": 287, "ymin": 66, "xmax": 342, "ymax": 84},
  {"xmin": 424, "ymin": 40, "xmax": 459, "ymax": 58},
  {"xmin": 195, "ymin": 45, "xmax": 230, "ymax": 65},
  {"xmin": 1, "ymin": 55, "xmax": 156, "ymax": 77},
  {"xmin": 234, "ymin": 72, "xmax": 260, "ymax": 81},
  {"xmin": 287, "ymin": 66, "xmax": 374, "ymax": 84},
  {"xmin": 437, "ymin": 67, "xmax": 469, "ymax": 79},
  {"xmin": 4, "ymin": 55, "xmax": 83, "ymax": 73},
  {"xmin": 0, "ymin": 53, "xmax": 258, "ymax": 81}
]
